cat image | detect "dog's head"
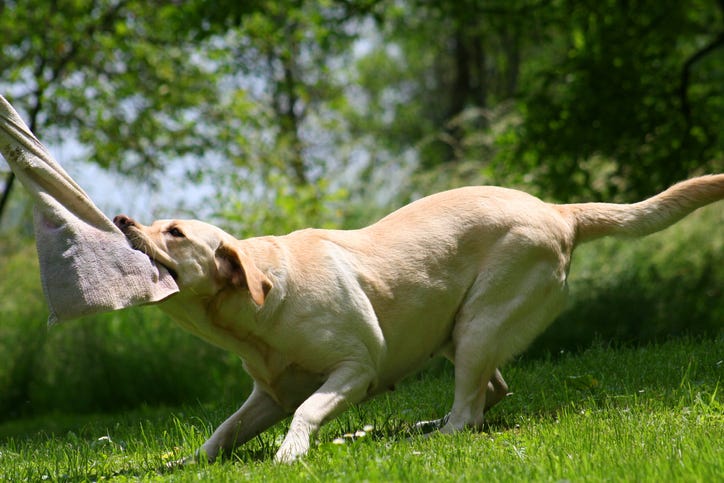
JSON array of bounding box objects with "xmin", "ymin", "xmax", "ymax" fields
[{"xmin": 114, "ymin": 215, "xmax": 272, "ymax": 306}]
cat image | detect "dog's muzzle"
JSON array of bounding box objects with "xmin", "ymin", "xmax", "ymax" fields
[{"xmin": 113, "ymin": 214, "xmax": 137, "ymax": 233}]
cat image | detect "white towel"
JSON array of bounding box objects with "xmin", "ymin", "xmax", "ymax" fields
[{"xmin": 0, "ymin": 95, "xmax": 179, "ymax": 324}]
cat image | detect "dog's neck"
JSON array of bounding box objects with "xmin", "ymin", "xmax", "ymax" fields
[{"xmin": 158, "ymin": 289, "xmax": 262, "ymax": 353}]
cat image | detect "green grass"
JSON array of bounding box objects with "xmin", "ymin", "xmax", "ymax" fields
[{"xmin": 1, "ymin": 336, "xmax": 721, "ymax": 482}]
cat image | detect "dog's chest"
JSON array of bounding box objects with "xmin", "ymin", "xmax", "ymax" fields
[
  {"xmin": 161, "ymin": 296, "xmax": 324, "ymax": 410},
  {"xmin": 160, "ymin": 296, "xmax": 269, "ymax": 360}
]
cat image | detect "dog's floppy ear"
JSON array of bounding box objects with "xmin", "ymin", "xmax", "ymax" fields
[{"xmin": 215, "ymin": 243, "xmax": 272, "ymax": 306}]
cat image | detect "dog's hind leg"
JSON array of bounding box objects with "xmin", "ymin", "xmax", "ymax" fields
[
  {"xmin": 441, "ymin": 257, "xmax": 568, "ymax": 434},
  {"xmin": 413, "ymin": 368, "xmax": 508, "ymax": 433},
  {"xmin": 440, "ymin": 343, "xmax": 509, "ymax": 412},
  {"xmin": 484, "ymin": 368, "xmax": 509, "ymax": 409},
  {"xmin": 442, "ymin": 342, "xmax": 498, "ymax": 432}
]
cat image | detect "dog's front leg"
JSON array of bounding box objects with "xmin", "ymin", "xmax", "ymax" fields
[
  {"xmin": 274, "ymin": 362, "xmax": 375, "ymax": 463},
  {"xmin": 200, "ymin": 385, "xmax": 288, "ymax": 462}
]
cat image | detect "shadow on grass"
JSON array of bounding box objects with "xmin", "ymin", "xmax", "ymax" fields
[{"xmin": 528, "ymin": 258, "xmax": 722, "ymax": 358}]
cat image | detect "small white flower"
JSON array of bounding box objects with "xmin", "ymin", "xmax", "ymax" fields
[{"xmin": 332, "ymin": 438, "xmax": 346, "ymax": 445}]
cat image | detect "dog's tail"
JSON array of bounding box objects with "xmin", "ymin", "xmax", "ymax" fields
[{"xmin": 558, "ymin": 174, "xmax": 724, "ymax": 246}]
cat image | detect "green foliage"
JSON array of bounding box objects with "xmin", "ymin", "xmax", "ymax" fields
[
  {"xmin": 529, "ymin": 203, "xmax": 723, "ymax": 355},
  {"xmin": 3, "ymin": 0, "xmax": 721, "ymax": 215},
  {"xmin": 181, "ymin": 0, "xmax": 361, "ymax": 188},
  {"xmin": 514, "ymin": 0, "xmax": 724, "ymax": 201},
  {"xmin": 348, "ymin": 0, "xmax": 724, "ymax": 202},
  {"xmin": 0, "ymin": 0, "xmax": 226, "ymax": 179},
  {"xmin": 212, "ymin": 171, "xmax": 350, "ymax": 237},
  {"xmin": 0, "ymin": 337, "xmax": 721, "ymax": 480},
  {"xmin": 0, "ymin": 189, "xmax": 719, "ymax": 422},
  {"xmin": 0, "ymin": 248, "xmax": 251, "ymax": 421},
  {"xmin": 0, "ymin": 247, "xmax": 48, "ymax": 419}
]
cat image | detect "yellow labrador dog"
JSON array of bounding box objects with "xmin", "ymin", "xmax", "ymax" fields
[{"xmin": 114, "ymin": 174, "xmax": 722, "ymax": 463}]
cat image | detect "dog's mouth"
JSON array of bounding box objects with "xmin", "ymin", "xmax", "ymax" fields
[
  {"xmin": 114, "ymin": 215, "xmax": 179, "ymax": 280},
  {"xmin": 159, "ymin": 264, "xmax": 178, "ymax": 281},
  {"xmin": 125, "ymin": 231, "xmax": 179, "ymax": 280}
]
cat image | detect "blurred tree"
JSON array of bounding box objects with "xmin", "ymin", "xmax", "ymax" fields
[
  {"xmin": 173, "ymin": 0, "xmax": 363, "ymax": 188},
  {"xmin": 515, "ymin": 0, "xmax": 724, "ymax": 201},
  {"xmin": 349, "ymin": 0, "xmax": 723, "ymax": 202},
  {"xmin": 344, "ymin": 0, "xmax": 558, "ymax": 196},
  {"xmin": 159, "ymin": 0, "xmax": 374, "ymax": 231},
  {"xmin": 0, "ymin": 0, "xmax": 371, "ymax": 225},
  {"xmin": 2, "ymin": 0, "xmax": 722, "ymax": 227},
  {"xmin": 0, "ymin": 0, "xmax": 227, "ymax": 222}
]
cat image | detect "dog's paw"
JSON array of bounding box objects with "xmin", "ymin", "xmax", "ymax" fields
[
  {"xmin": 274, "ymin": 432, "xmax": 310, "ymax": 464},
  {"xmin": 164, "ymin": 447, "xmax": 216, "ymax": 469},
  {"xmin": 163, "ymin": 455, "xmax": 197, "ymax": 471},
  {"xmin": 274, "ymin": 447, "xmax": 304, "ymax": 464},
  {"xmin": 412, "ymin": 413, "xmax": 450, "ymax": 434}
]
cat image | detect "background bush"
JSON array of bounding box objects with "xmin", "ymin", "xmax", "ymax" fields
[
  {"xmin": 0, "ymin": 202, "xmax": 720, "ymax": 420},
  {"xmin": 0, "ymin": 247, "xmax": 251, "ymax": 421},
  {"xmin": 529, "ymin": 203, "xmax": 723, "ymax": 356}
]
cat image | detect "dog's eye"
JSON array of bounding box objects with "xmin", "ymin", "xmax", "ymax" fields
[{"xmin": 167, "ymin": 227, "xmax": 185, "ymax": 238}]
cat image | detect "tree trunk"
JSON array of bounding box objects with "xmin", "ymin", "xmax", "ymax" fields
[
  {"xmin": 0, "ymin": 98, "xmax": 40, "ymax": 224},
  {"xmin": 0, "ymin": 172, "xmax": 16, "ymax": 223}
]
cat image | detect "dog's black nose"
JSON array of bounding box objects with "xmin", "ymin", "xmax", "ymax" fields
[{"xmin": 113, "ymin": 214, "xmax": 136, "ymax": 231}]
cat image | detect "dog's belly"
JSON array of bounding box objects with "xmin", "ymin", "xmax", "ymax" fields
[
  {"xmin": 370, "ymin": 295, "xmax": 462, "ymax": 391},
  {"xmin": 246, "ymin": 361, "xmax": 326, "ymax": 412}
]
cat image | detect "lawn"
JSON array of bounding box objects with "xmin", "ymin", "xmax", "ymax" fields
[{"xmin": 1, "ymin": 336, "xmax": 721, "ymax": 482}]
